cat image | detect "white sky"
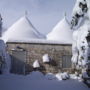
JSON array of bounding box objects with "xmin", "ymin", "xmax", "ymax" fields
[{"xmin": 0, "ymin": 0, "xmax": 76, "ymax": 34}]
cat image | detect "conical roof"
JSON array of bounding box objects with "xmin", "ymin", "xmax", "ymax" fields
[
  {"xmin": 47, "ymin": 16, "xmax": 73, "ymax": 44},
  {"xmin": 2, "ymin": 16, "xmax": 45, "ymax": 42}
]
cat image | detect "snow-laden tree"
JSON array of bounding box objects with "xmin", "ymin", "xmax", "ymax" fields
[{"xmin": 71, "ymin": 0, "xmax": 90, "ymax": 77}]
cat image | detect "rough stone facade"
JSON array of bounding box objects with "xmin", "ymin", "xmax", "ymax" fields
[{"xmin": 7, "ymin": 42, "xmax": 72, "ymax": 74}]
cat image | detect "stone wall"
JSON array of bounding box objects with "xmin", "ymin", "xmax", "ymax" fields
[{"xmin": 7, "ymin": 42, "xmax": 72, "ymax": 74}]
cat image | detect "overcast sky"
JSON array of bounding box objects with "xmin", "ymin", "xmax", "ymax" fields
[{"xmin": 0, "ymin": 0, "xmax": 76, "ymax": 34}]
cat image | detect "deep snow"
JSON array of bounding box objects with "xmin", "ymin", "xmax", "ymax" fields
[{"xmin": 0, "ymin": 71, "xmax": 89, "ymax": 90}]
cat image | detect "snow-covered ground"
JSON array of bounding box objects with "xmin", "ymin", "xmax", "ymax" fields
[{"xmin": 0, "ymin": 71, "xmax": 89, "ymax": 90}]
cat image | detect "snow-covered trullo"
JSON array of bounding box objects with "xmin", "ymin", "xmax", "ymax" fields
[
  {"xmin": 71, "ymin": 0, "xmax": 90, "ymax": 82},
  {"xmin": 1, "ymin": 14, "xmax": 73, "ymax": 74}
]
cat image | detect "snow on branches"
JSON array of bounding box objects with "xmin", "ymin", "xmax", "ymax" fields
[{"xmin": 71, "ymin": 0, "xmax": 90, "ymax": 72}]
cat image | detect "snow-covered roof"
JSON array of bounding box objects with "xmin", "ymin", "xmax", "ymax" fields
[
  {"xmin": 47, "ymin": 16, "xmax": 73, "ymax": 44},
  {"xmin": 2, "ymin": 16, "xmax": 45, "ymax": 42},
  {"xmin": 7, "ymin": 39, "xmax": 72, "ymax": 45}
]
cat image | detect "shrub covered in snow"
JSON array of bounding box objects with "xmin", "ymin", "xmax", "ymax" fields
[
  {"xmin": 33, "ymin": 60, "xmax": 40, "ymax": 68},
  {"xmin": 42, "ymin": 54, "xmax": 51, "ymax": 63},
  {"xmin": 55, "ymin": 72, "xmax": 70, "ymax": 81},
  {"xmin": 47, "ymin": 15, "xmax": 73, "ymax": 44}
]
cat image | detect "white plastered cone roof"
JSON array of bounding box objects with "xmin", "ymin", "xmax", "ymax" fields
[
  {"xmin": 47, "ymin": 15, "xmax": 73, "ymax": 44},
  {"xmin": 2, "ymin": 15, "xmax": 45, "ymax": 42}
]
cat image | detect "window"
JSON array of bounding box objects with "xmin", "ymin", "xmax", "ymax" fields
[{"xmin": 62, "ymin": 55, "xmax": 72, "ymax": 68}]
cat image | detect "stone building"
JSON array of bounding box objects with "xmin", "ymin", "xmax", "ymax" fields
[{"xmin": 7, "ymin": 40, "xmax": 72, "ymax": 74}]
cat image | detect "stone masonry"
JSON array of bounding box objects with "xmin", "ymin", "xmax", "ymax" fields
[{"xmin": 7, "ymin": 42, "xmax": 72, "ymax": 74}]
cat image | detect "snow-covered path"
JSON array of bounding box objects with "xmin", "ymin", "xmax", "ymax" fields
[{"xmin": 0, "ymin": 72, "xmax": 89, "ymax": 90}]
